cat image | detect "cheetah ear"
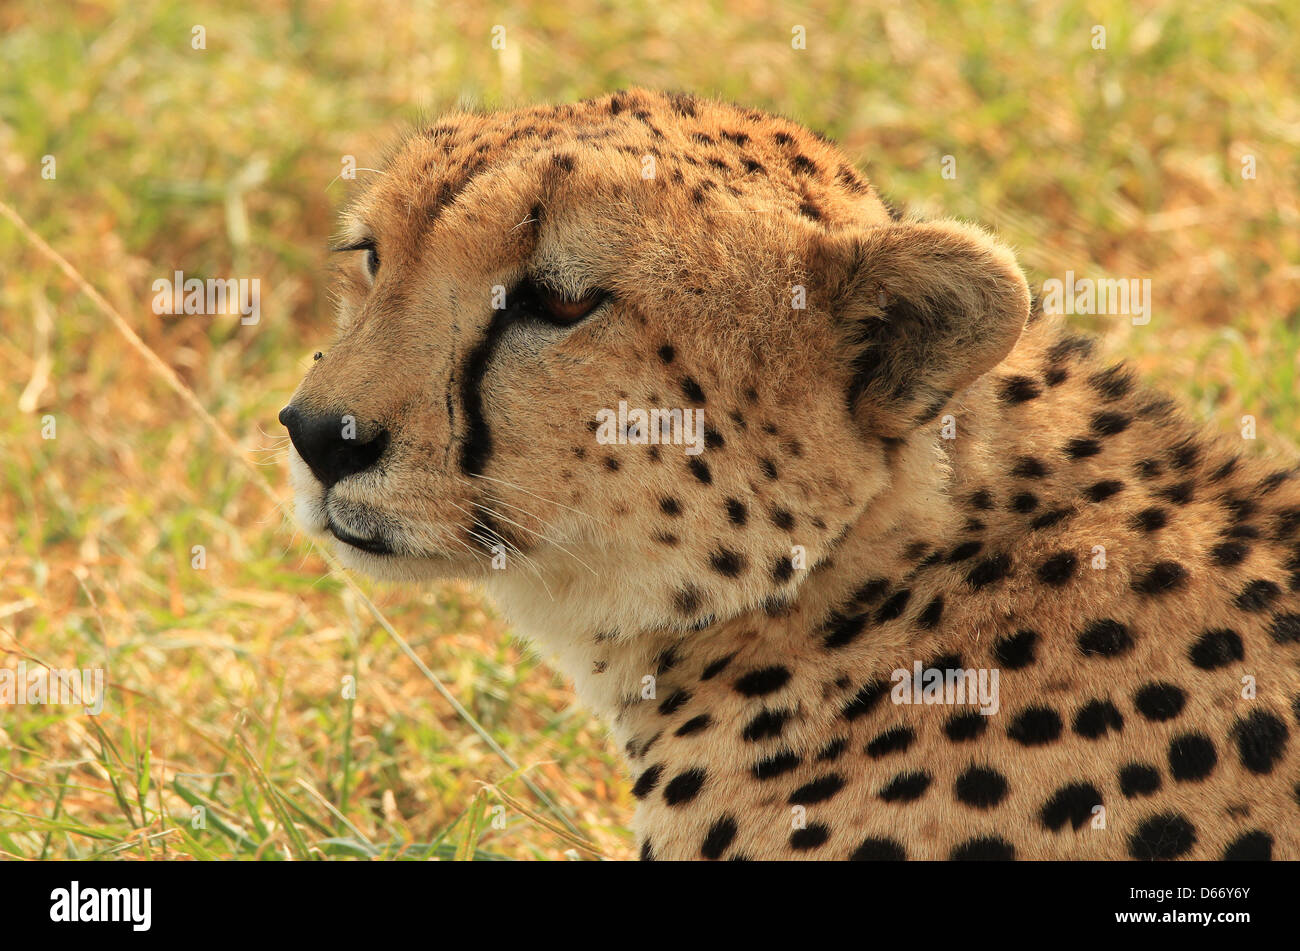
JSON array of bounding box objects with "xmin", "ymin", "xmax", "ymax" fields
[{"xmin": 826, "ymin": 220, "xmax": 1031, "ymax": 438}]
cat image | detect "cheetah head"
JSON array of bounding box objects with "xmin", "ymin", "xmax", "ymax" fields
[{"xmin": 282, "ymin": 89, "xmax": 1030, "ymax": 639}]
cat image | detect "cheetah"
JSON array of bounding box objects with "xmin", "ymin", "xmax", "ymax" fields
[{"xmin": 281, "ymin": 88, "xmax": 1300, "ymax": 861}]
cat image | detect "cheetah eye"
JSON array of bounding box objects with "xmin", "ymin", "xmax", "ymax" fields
[
  {"xmin": 331, "ymin": 237, "xmax": 379, "ymax": 283},
  {"xmin": 527, "ymin": 281, "xmax": 608, "ymax": 326}
]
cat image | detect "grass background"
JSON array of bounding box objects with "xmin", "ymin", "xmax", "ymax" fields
[{"xmin": 1, "ymin": 0, "xmax": 1297, "ymax": 859}]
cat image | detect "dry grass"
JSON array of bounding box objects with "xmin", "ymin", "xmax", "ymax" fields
[{"xmin": 1, "ymin": 0, "xmax": 1297, "ymax": 859}]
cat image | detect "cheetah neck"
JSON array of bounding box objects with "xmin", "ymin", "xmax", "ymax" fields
[{"xmin": 493, "ymin": 317, "xmax": 1198, "ymax": 765}]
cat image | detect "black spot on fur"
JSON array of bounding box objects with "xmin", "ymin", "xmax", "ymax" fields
[
  {"xmin": 999, "ymin": 375, "xmax": 1042, "ymax": 404},
  {"xmin": 947, "ymin": 540, "xmax": 983, "ymax": 562},
  {"xmin": 770, "ymin": 508, "xmax": 795, "ymax": 531},
  {"xmin": 1064, "ymin": 437, "xmax": 1102, "ymax": 459},
  {"xmin": 1134, "ymin": 683, "xmax": 1186, "ymax": 721},
  {"xmin": 1084, "ymin": 480, "xmax": 1124, "ymax": 502},
  {"xmin": 853, "ymin": 578, "xmax": 890, "ymax": 603},
  {"xmin": 675, "ymin": 714, "xmax": 711, "ymax": 737},
  {"xmin": 1030, "ymin": 508, "xmax": 1071, "ymax": 530},
  {"xmin": 840, "ymin": 679, "xmax": 890, "ymax": 721},
  {"xmin": 865, "ymin": 726, "xmax": 915, "ymax": 759},
  {"xmin": 1119, "ymin": 763, "xmax": 1161, "ymax": 798},
  {"xmin": 1037, "ymin": 551, "xmax": 1078, "ymax": 586},
  {"xmin": 1168, "ymin": 733, "xmax": 1217, "ymax": 782},
  {"xmin": 700, "ymin": 816, "xmax": 737, "ymax": 860},
  {"xmin": 994, "ymin": 629, "xmax": 1038, "ymax": 669},
  {"xmin": 1232, "ymin": 710, "xmax": 1288, "ymax": 774},
  {"xmin": 851, "ymin": 837, "xmax": 906, "ymax": 860},
  {"xmin": 817, "ymin": 737, "xmax": 848, "ymax": 762},
  {"xmin": 1157, "ymin": 480, "xmax": 1195, "ymax": 505},
  {"xmin": 1048, "ymin": 334, "xmax": 1095, "ymax": 365},
  {"xmin": 879, "ymin": 771, "xmax": 932, "ymax": 803},
  {"xmin": 788, "ymin": 774, "xmax": 846, "ymax": 806},
  {"xmin": 955, "ymin": 766, "xmax": 1009, "ymax": 809},
  {"xmin": 1189, "ymin": 628, "xmax": 1244, "ymax": 668},
  {"xmin": 673, "ymin": 585, "xmax": 701, "ymax": 615},
  {"xmin": 969, "ymin": 489, "xmax": 995, "ymax": 510},
  {"xmin": 822, "ymin": 610, "xmax": 868, "ymax": 650},
  {"xmin": 752, "ymin": 751, "xmax": 802, "ymax": 780},
  {"xmin": 709, "ymin": 548, "xmax": 746, "ymax": 577},
  {"xmin": 967, "ymin": 553, "xmax": 1012, "ymax": 588},
  {"xmin": 631, "ymin": 764, "xmax": 663, "ymax": 799},
  {"xmin": 874, "ymin": 588, "xmax": 911, "ymax": 623},
  {"xmin": 917, "ymin": 595, "xmax": 945, "ymax": 629},
  {"xmin": 798, "ymin": 201, "xmax": 823, "ymax": 222},
  {"xmin": 944, "ymin": 711, "xmax": 988, "ymax": 742},
  {"xmin": 1211, "ymin": 457, "xmax": 1240, "ymax": 481},
  {"xmin": 658, "ymin": 689, "xmax": 691, "ymax": 716},
  {"xmin": 654, "ymin": 646, "xmax": 680, "ymax": 675},
  {"xmin": 663, "ymin": 768, "xmax": 706, "ymax": 805},
  {"xmin": 1223, "ymin": 830, "xmax": 1273, "ymax": 861},
  {"xmin": 1275, "ymin": 507, "xmax": 1300, "ymax": 539},
  {"xmin": 1073, "ymin": 699, "xmax": 1124, "ymax": 739},
  {"xmin": 1130, "ymin": 561, "xmax": 1187, "ymax": 595},
  {"xmin": 1235, "ymin": 579, "xmax": 1280, "ymax": 612},
  {"xmin": 667, "ymin": 92, "xmax": 697, "ymax": 117},
  {"xmin": 1132, "ymin": 507, "xmax": 1168, "ymax": 532},
  {"xmin": 1270, "ymin": 614, "xmax": 1300, "ymax": 644},
  {"xmin": 1078, "ymin": 618, "xmax": 1133, "ymax": 657},
  {"xmin": 1011, "ymin": 492, "xmax": 1038, "ymax": 513},
  {"xmin": 734, "ymin": 666, "xmax": 790, "ymax": 697},
  {"xmin": 1007, "ymin": 706, "xmax": 1062, "ymax": 746},
  {"xmin": 789, "ymin": 823, "xmax": 830, "ymax": 851},
  {"xmin": 950, "ymin": 836, "xmax": 1015, "ymax": 860},
  {"xmin": 1011, "ymin": 457, "xmax": 1050, "ymax": 479},
  {"xmin": 700, "ymin": 654, "xmax": 735, "ymax": 680},
  {"xmin": 790, "ymin": 154, "xmax": 818, "ymax": 175},
  {"xmin": 1090, "ymin": 411, "xmax": 1131, "ymax": 437},
  {"xmin": 742, "ymin": 708, "xmax": 791, "ymax": 742},
  {"xmin": 687, "ymin": 457, "xmax": 712, "ymax": 485},
  {"xmin": 1088, "ymin": 364, "xmax": 1134, "ymax": 401},
  {"xmin": 1041, "ymin": 782, "xmax": 1101, "ymax": 831},
  {"xmin": 680, "ymin": 376, "xmax": 706, "ymax": 404},
  {"xmin": 1129, "ymin": 814, "xmax": 1196, "ymax": 860}
]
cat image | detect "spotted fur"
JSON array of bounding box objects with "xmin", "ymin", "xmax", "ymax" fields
[{"xmin": 283, "ymin": 89, "xmax": 1300, "ymax": 861}]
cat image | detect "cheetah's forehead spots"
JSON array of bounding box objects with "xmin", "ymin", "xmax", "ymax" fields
[{"xmin": 355, "ymin": 89, "xmax": 894, "ymax": 243}]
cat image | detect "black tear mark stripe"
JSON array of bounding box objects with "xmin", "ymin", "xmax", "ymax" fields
[{"xmin": 459, "ymin": 292, "xmax": 526, "ymax": 476}]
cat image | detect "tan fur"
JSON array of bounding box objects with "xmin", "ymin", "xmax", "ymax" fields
[{"xmin": 284, "ymin": 89, "xmax": 1300, "ymax": 860}]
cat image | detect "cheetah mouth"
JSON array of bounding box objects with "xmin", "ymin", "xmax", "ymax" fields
[{"xmin": 326, "ymin": 515, "xmax": 395, "ymax": 556}]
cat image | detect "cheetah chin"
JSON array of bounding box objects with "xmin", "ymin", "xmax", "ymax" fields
[{"xmin": 282, "ymin": 89, "xmax": 1300, "ymax": 861}]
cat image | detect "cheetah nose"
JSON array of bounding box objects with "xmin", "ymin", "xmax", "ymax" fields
[{"xmin": 278, "ymin": 404, "xmax": 389, "ymax": 490}]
